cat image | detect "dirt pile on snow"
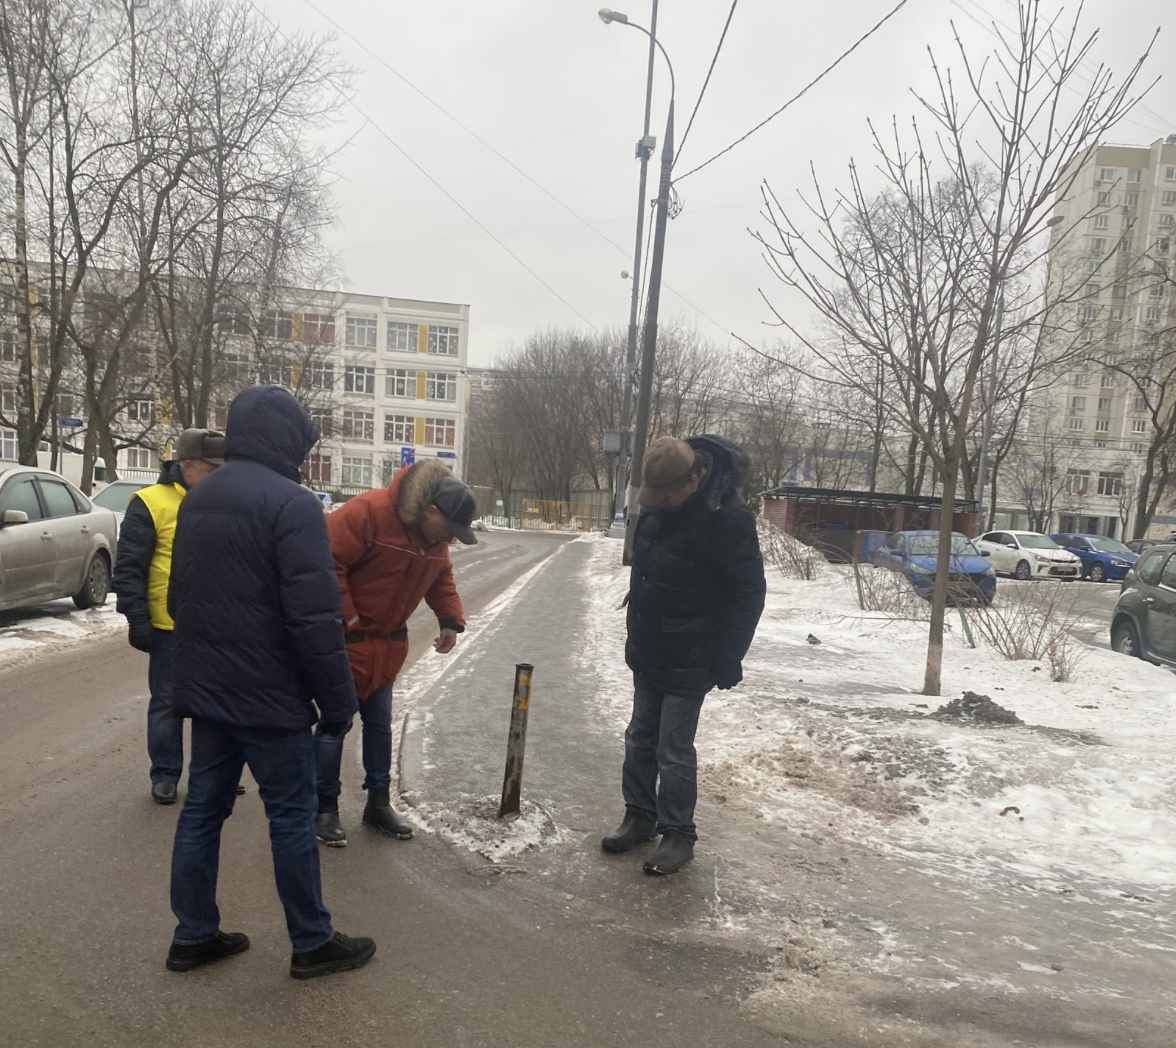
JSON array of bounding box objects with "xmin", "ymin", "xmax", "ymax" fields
[{"xmin": 931, "ymin": 690, "xmax": 1022, "ymax": 726}]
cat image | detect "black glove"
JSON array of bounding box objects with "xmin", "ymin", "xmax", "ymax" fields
[
  {"xmin": 713, "ymin": 658, "xmax": 743, "ymax": 691},
  {"xmin": 128, "ymin": 620, "xmax": 155, "ymax": 653},
  {"xmin": 317, "ymin": 719, "xmax": 351, "ymax": 737}
]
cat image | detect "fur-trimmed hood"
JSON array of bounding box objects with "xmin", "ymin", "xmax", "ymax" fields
[{"xmin": 395, "ymin": 458, "xmax": 454, "ymax": 527}]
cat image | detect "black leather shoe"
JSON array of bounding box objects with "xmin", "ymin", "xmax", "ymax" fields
[
  {"xmin": 290, "ymin": 932, "xmax": 376, "ymax": 980},
  {"xmin": 315, "ymin": 806, "xmax": 347, "ymax": 847},
  {"xmin": 362, "ymin": 788, "xmax": 413, "ymax": 839},
  {"xmin": 643, "ymin": 831, "xmax": 694, "ymax": 875},
  {"xmin": 151, "ymin": 781, "xmax": 178, "ymax": 805},
  {"xmin": 166, "ymin": 931, "xmax": 250, "ymax": 972},
  {"xmin": 601, "ymin": 810, "xmax": 658, "ymax": 853}
]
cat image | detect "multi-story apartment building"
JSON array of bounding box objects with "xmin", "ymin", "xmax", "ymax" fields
[
  {"xmin": 1014, "ymin": 134, "xmax": 1176, "ymax": 537},
  {"xmin": 0, "ymin": 271, "xmax": 470, "ymax": 491}
]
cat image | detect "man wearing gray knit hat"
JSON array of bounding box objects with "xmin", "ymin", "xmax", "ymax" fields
[{"xmin": 603, "ymin": 434, "xmax": 766, "ymax": 874}]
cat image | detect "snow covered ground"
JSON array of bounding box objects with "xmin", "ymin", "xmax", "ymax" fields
[
  {"xmin": 583, "ymin": 533, "xmax": 1176, "ymax": 895},
  {"xmin": 0, "ymin": 600, "xmax": 124, "ymax": 665}
]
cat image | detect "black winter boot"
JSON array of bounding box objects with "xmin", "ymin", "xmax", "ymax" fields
[
  {"xmin": 290, "ymin": 932, "xmax": 376, "ymax": 980},
  {"xmin": 643, "ymin": 831, "xmax": 694, "ymax": 875},
  {"xmin": 362, "ymin": 787, "xmax": 414, "ymax": 839},
  {"xmin": 315, "ymin": 797, "xmax": 347, "ymax": 847},
  {"xmin": 601, "ymin": 809, "xmax": 658, "ymax": 853},
  {"xmin": 166, "ymin": 930, "xmax": 250, "ymax": 972}
]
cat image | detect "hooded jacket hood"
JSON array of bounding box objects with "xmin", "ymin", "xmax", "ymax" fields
[
  {"xmin": 685, "ymin": 433, "xmax": 750, "ymax": 512},
  {"xmin": 396, "ymin": 458, "xmax": 454, "ymax": 528},
  {"xmin": 224, "ymin": 385, "xmax": 318, "ymax": 483}
]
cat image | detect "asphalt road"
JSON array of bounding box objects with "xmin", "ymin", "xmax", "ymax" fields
[{"xmin": 0, "ymin": 529, "xmax": 790, "ymax": 1048}]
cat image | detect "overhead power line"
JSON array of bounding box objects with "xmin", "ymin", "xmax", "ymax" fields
[
  {"xmin": 674, "ymin": 0, "xmax": 739, "ymax": 169},
  {"xmin": 674, "ymin": 0, "xmax": 909, "ymax": 184}
]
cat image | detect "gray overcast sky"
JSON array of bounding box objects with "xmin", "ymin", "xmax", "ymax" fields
[{"xmin": 259, "ymin": 0, "xmax": 1176, "ymax": 366}]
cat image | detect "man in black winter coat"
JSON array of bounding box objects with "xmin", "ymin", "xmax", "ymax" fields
[
  {"xmin": 602, "ymin": 434, "xmax": 766, "ymax": 875},
  {"xmin": 165, "ymin": 385, "xmax": 375, "ymax": 980}
]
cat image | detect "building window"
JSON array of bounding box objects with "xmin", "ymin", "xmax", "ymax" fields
[
  {"xmin": 1080, "ymin": 329, "xmax": 1093, "ymax": 343},
  {"xmin": 307, "ymin": 453, "xmax": 332, "ymax": 484},
  {"xmin": 310, "ymin": 409, "xmax": 333, "ymax": 438},
  {"xmin": 127, "ymin": 397, "xmax": 154, "ymax": 424},
  {"xmin": 1103, "ymin": 352, "xmax": 1116, "ymax": 366},
  {"xmin": 341, "ymin": 457, "xmax": 372, "ymax": 488},
  {"xmin": 1068, "ymin": 418, "xmax": 1084, "ymax": 432},
  {"xmin": 1099, "ymin": 167, "xmax": 1115, "ymax": 181},
  {"xmin": 1146, "ymin": 306, "xmax": 1161, "ymax": 321},
  {"xmin": 307, "ymin": 362, "xmax": 334, "ymax": 390},
  {"xmin": 1097, "ymin": 471, "xmax": 1122, "ymax": 495},
  {"xmin": 1093, "ymin": 214, "xmax": 1108, "ymax": 229},
  {"xmin": 1098, "ymin": 396, "xmax": 1112, "ymax": 411},
  {"xmin": 385, "ymin": 369, "xmax": 414, "ymax": 398},
  {"xmin": 1106, "ymin": 330, "xmax": 1120, "ymax": 343},
  {"xmin": 1163, "ymin": 190, "xmax": 1176, "ymax": 205},
  {"xmin": 342, "ymin": 409, "xmax": 374, "ymax": 441},
  {"xmin": 1072, "ymin": 373, "xmax": 1089, "ymax": 386},
  {"xmin": 1112, "ymin": 285, "xmax": 1127, "ymax": 299},
  {"xmin": 1084, "ymin": 280, "xmax": 1100, "ymax": 297},
  {"xmin": 1097, "ymin": 191, "xmax": 1112, "ymax": 204},
  {"xmin": 1160, "ymin": 214, "xmax": 1176, "ymax": 227},
  {"xmin": 124, "ymin": 446, "xmax": 154, "ymax": 470},
  {"xmin": 1101, "ymin": 374, "xmax": 1115, "ymax": 388},
  {"xmin": 1122, "ymin": 216, "xmax": 1136, "ymax": 229},
  {"xmin": 216, "ymin": 310, "xmax": 250, "ymax": 336},
  {"xmin": 260, "ymin": 309, "xmax": 293, "ymax": 340},
  {"xmin": 1094, "ymin": 419, "xmax": 1110, "ymax": 433},
  {"xmin": 1133, "ymin": 419, "xmax": 1147, "ymax": 433},
  {"xmin": 302, "ymin": 313, "xmax": 336, "ymax": 344},
  {"xmin": 0, "ymin": 428, "xmax": 16, "ymax": 460},
  {"xmin": 345, "ymin": 316, "xmax": 378, "ymax": 349},
  {"xmin": 344, "ymin": 365, "xmax": 376, "ymax": 394},
  {"xmin": 1125, "ymin": 193, "xmax": 1139, "ymax": 207},
  {"xmin": 426, "ymin": 325, "xmax": 459, "ymax": 356},
  {"xmin": 1095, "ymin": 441, "xmax": 1108, "ymax": 449},
  {"xmin": 1150, "ymin": 282, "xmax": 1165, "ymax": 296},
  {"xmin": 1119, "ymin": 238, "xmax": 1133, "ymax": 253},
  {"xmin": 1109, "ymin": 307, "xmax": 1124, "ymax": 320},
  {"xmin": 259, "ymin": 362, "xmax": 295, "ymax": 387},
  {"xmin": 1131, "ymin": 442, "xmax": 1145, "ymax": 453},
  {"xmin": 0, "ymin": 382, "xmax": 16, "ymax": 415},
  {"xmin": 383, "ymin": 414, "xmax": 415, "ymax": 444},
  {"xmin": 387, "ymin": 321, "xmax": 418, "ymax": 352},
  {"xmin": 1133, "ymin": 393, "xmax": 1147, "ymax": 410},
  {"xmin": 1166, "ymin": 166, "xmax": 1176, "ymax": 180},
  {"xmin": 1069, "ymin": 395, "xmax": 1086, "ymax": 413},
  {"xmin": 1079, "ymin": 305, "xmax": 1098, "ymax": 321},
  {"xmin": 1128, "ymin": 169, "xmax": 1142, "ymax": 183},
  {"xmin": 423, "ymin": 416, "xmax": 456, "ymax": 447},
  {"xmin": 0, "ymin": 330, "xmax": 16, "ymax": 362},
  {"xmin": 425, "ymin": 371, "xmax": 457, "ymax": 402},
  {"xmin": 1065, "ymin": 469, "xmax": 1089, "ymax": 492}
]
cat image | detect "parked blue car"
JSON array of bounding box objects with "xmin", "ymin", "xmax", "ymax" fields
[
  {"xmin": 871, "ymin": 530, "xmax": 996, "ymax": 604},
  {"xmin": 1049, "ymin": 533, "xmax": 1138, "ymax": 583}
]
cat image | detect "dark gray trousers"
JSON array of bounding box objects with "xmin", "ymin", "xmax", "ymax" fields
[{"xmin": 621, "ymin": 676, "xmax": 707, "ymax": 842}]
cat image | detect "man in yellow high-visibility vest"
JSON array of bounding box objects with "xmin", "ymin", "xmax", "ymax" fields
[{"xmin": 113, "ymin": 429, "xmax": 225, "ymax": 805}]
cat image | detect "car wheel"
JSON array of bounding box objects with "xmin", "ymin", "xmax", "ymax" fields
[
  {"xmin": 1089, "ymin": 563, "xmax": 1106, "ymax": 583},
  {"xmin": 1111, "ymin": 619, "xmax": 1142, "ymax": 659},
  {"xmin": 1014, "ymin": 560, "xmax": 1032, "ymax": 581},
  {"xmin": 73, "ymin": 552, "xmax": 110, "ymax": 609}
]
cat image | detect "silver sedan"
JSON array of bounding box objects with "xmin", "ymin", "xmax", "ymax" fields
[{"xmin": 0, "ymin": 464, "xmax": 117, "ymax": 612}]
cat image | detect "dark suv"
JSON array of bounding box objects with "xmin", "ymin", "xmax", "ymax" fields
[{"xmin": 1110, "ymin": 543, "xmax": 1176, "ymax": 665}]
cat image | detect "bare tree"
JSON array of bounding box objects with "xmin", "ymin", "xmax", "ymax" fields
[{"xmin": 755, "ymin": 0, "xmax": 1154, "ymax": 694}]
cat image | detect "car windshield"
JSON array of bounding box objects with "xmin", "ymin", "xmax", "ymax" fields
[
  {"xmin": 909, "ymin": 535, "xmax": 978, "ymax": 556},
  {"xmin": 91, "ymin": 482, "xmax": 148, "ymax": 513},
  {"xmin": 1013, "ymin": 534, "xmax": 1059, "ymax": 549},
  {"xmin": 1090, "ymin": 537, "xmax": 1131, "ymax": 554}
]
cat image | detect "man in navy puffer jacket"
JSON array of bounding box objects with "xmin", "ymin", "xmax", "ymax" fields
[{"xmin": 165, "ymin": 385, "xmax": 375, "ymax": 980}]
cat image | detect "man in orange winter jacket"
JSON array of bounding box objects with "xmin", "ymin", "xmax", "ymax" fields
[{"xmin": 314, "ymin": 459, "xmax": 475, "ymax": 846}]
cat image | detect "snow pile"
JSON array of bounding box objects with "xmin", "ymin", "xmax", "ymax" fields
[
  {"xmin": 0, "ymin": 602, "xmax": 124, "ymax": 664},
  {"xmin": 406, "ymin": 796, "xmax": 563, "ymax": 863},
  {"xmin": 580, "ymin": 533, "xmax": 1176, "ymax": 892}
]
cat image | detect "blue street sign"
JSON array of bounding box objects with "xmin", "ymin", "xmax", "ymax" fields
[
  {"xmin": 58, "ymin": 417, "xmax": 83, "ymax": 428},
  {"xmin": 400, "ymin": 446, "xmax": 415, "ymax": 467},
  {"xmin": 437, "ymin": 451, "xmax": 456, "ymax": 459}
]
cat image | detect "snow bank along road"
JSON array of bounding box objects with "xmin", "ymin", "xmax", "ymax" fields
[{"xmin": 0, "ymin": 529, "xmax": 790, "ymax": 1048}]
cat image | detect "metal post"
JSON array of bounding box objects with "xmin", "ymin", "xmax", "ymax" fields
[
  {"xmin": 975, "ymin": 294, "xmax": 1004, "ymax": 531},
  {"xmin": 614, "ymin": 0, "xmax": 660, "ymax": 520},
  {"xmin": 622, "ymin": 100, "xmax": 674, "ymax": 565},
  {"xmin": 498, "ymin": 663, "xmax": 534, "ymax": 819}
]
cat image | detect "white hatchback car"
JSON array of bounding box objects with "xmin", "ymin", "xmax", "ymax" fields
[
  {"xmin": 974, "ymin": 530, "xmax": 1082, "ymax": 581},
  {"xmin": 0, "ymin": 464, "xmax": 118, "ymax": 612}
]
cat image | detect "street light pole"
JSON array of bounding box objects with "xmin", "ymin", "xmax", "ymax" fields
[
  {"xmin": 622, "ymin": 99, "xmax": 674, "ymax": 564},
  {"xmin": 611, "ymin": 1, "xmax": 659, "ymax": 520}
]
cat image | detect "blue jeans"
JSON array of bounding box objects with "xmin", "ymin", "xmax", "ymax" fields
[
  {"xmin": 170, "ymin": 718, "xmax": 333, "ymax": 952},
  {"xmin": 147, "ymin": 629, "xmax": 184, "ymax": 784},
  {"xmin": 313, "ymin": 685, "xmax": 393, "ymax": 799},
  {"xmin": 621, "ymin": 676, "xmax": 707, "ymax": 843}
]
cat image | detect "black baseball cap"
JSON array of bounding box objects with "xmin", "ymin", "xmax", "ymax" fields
[{"xmin": 431, "ymin": 476, "xmax": 478, "ymax": 545}]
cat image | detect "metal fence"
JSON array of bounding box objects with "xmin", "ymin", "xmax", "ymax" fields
[{"xmin": 474, "ymin": 491, "xmax": 613, "ymax": 533}]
